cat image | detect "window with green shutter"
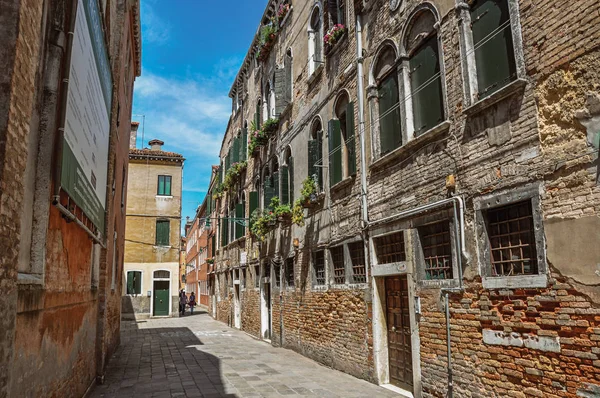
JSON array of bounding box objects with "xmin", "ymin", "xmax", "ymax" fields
[
  {"xmin": 374, "ymin": 44, "xmax": 402, "ymax": 156},
  {"xmin": 155, "ymin": 220, "xmax": 170, "ymax": 246},
  {"xmin": 157, "ymin": 175, "xmax": 172, "ymax": 196},
  {"xmin": 241, "ymin": 128, "xmax": 248, "ymax": 161},
  {"xmin": 221, "ymin": 216, "xmax": 229, "ymax": 247},
  {"xmin": 235, "ymin": 203, "xmax": 245, "ymax": 239},
  {"xmin": 249, "ymin": 191, "xmax": 259, "ymax": 227},
  {"xmin": 409, "ymin": 34, "xmax": 444, "ymax": 136},
  {"xmin": 346, "ymin": 102, "xmax": 357, "ymax": 176},
  {"xmin": 328, "ymin": 119, "xmax": 342, "ymax": 187},
  {"xmin": 232, "ymin": 136, "xmax": 240, "ymax": 164},
  {"xmin": 309, "ymin": 120, "xmax": 324, "ymax": 191},
  {"xmin": 126, "ymin": 271, "xmax": 142, "ymax": 295},
  {"xmin": 470, "ymin": 0, "xmax": 516, "ymax": 99}
]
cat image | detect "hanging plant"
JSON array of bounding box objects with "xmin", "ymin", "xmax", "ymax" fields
[
  {"xmin": 223, "ymin": 161, "xmax": 248, "ymax": 191},
  {"xmin": 262, "ymin": 118, "xmax": 280, "ymax": 133},
  {"xmin": 256, "ymin": 24, "xmax": 278, "ymax": 62},
  {"xmin": 269, "ymin": 197, "xmax": 292, "ymax": 222}
]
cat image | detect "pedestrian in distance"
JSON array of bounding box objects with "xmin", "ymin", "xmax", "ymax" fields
[
  {"xmin": 189, "ymin": 292, "xmax": 196, "ymax": 315},
  {"xmin": 179, "ymin": 290, "xmax": 188, "ymax": 316}
]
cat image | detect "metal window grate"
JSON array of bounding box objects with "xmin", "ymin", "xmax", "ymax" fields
[
  {"xmin": 331, "ymin": 246, "xmax": 345, "ymax": 284},
  {"xmin": 419, "ymin": 221, "xmax": 453, "ymax": 280},
  {"xmin": 314, "ymin": 251, "xmax": 326, "ymax": 286},
  {"xmin": 285, "ymin": 257, "xmax": 295, "ymax": 287},
  {"xmin": 349, "ymin": 242, "xmax": 366, "ymax": 283},
  {"xmin": 374, "ymin": 231, "xmax": 406, "ymax": 264},
  {"xmin": 274, "ymin": 265, "xmax": 281, "ymax": 288},
  {"xmin": 487, "ymin": 200, "xmax": 537, "ymax": 276}
]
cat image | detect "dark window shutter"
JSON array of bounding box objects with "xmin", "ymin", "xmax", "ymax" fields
[
  {"xmin": 281, "ymin": 166, "xmax": 289, "ymax": 205},
  {"xmin": 218, "ymin": 166, "xmax": 223, "ymax": 184},
  {"xmin": 256, "ymin": 103, "xmax": 261, "ymax": 129},
  {"xmin": 308, "ymin": 139, "xmax": 318, "ymax": 184},
  {"xmin": 314, "ymin": 25, "xmax": 322, "ymax": 63},
  {"xmin": 471, "ymin": 0, "xmax": 516, "ymax": 98},
  {"xmin": 316, "ymin": 131, "xmax": 323, "ymax": 189},
  {"xmin": 232, "ymin": 136, "xmax": 239, "ymax": 164},
  {"xmin": 275, "ymin": 68, "xmax": 288, "ymax": 116},
  {"xmin": 328, "ymin": 0, "xmax": 338, "ymax": 25},
  {"xmin": 241, "ymin": 129, "xmax": 247, "ymax": 161},
  {"xmin": 127, "ymin": 271, "xmax": 134, "ymax": 294},
  {"xmin": 249, "ymin": 191, "xmax": 259, "ymax": 227},
  {"xmin": 158, "ymin": 176, "xmax": 165, "ymax": 195},
  {"xmin": 285, "ymin": 57, "xmax": 292, "ymax": 104},
  {"xmin": 288, "ymin": 157, "xmax": 294, "ymax": 203},
  {"xmin": 156, "ymin": 220, "xmax": 170, "ymax": 246},
  {"xmin": 207, "ymin": 193, "xmax": 212, "ymax": 214},
  {"xmin": 235, "ymin": 203, "xmax": 244, "ymax": 239},
  {"xmin": 409, "ymin": 35, "xmax": 444, "ymax": 136},
  {"xmin": 221, "ymin": 217, "xmax": 228, "ymax": 247},
  {"xmin": 273, "ymin": 170, "xmax": 280, "ymax": 201},
  {"xmin": 378, "ymin": 75, "xmax": 402, "ymax": 155},
  {"xmin": 165, "ymin": 176, "xmax": 172, "ymax": 195},
  {"xmin": 133, "ymin": 271, "xmax": 141, "ymax": 294},
  {"xmin": 328, "ymin": 119, "xmax": 342, "ymax": 187},
  {"xmin": 211, "ymin": 234, "xmax": 216, "ymax": 256},
  {"xmin": 346, "ymin": 102, "xmax": 357, "ymax": 176}
]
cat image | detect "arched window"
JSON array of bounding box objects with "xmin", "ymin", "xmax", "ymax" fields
[
  {"xmin": 308, "ymin": 6, "xmax": 323, "ymax": 75},
  {"xmin": 405, "ymin": 9, "xmax": 445, "ymax": 137},
  {"xmin": 308, "ymin": 118, "xmax": 324, "ymax": 191},
  {"xmin": 373, "ymin": 44, "xmax": 402, "ymax": 155},
  {"xmin": 262, "ymin": 166, "xmax": 271, "ymax": 209},
  {"xmin": 329, "ymin": 91, "xmax": 357, "ymax": 187},
  {"xmin": 281, "ymin": 147, "xmax": 294, "ymax": 205},
  {"xmin": 268, "ymin": 78, "xmax": 276, "ymax": 119}
]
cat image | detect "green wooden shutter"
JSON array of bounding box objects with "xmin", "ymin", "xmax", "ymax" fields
[
  {"xmin": 218, "ymin": 166, "xmax": 223, "ymax": 184},
  {"xmin": 232, "ymin": 137, "xmax": 239, "ymax": 164},
  {"xmin": 275, "ymin": 67, "xmax": 288, "ymax": 115},
  {"xmin": 156, "ymin": 220, "xmax": 170, "ymax": 246},
  {"xmin": 346, "ymin": 102, "xmax": 357, "ymax": 176},
  {"xmin": 235, "ymin": 203, "xmax": 244, "ymax": 239},
  {"xmin": 249, "ymin": 191, "xmax": 259, "ymax": 227},
  {"xmin": 328, "ymin": 119, "xmax": 342, "ymax": 187},
  {"xmin": 241, "ymin": 129, "xmax": 247, "ymax": 161},
  {"xmin": 264, "ymin": 175, "xmax": 275, "ymax": 209},
  {"xmin": 165, "ymin": 176, "xmax": 172, "ymax": 196},
  {"xmin": 288, "ymin": 157, "xmax": 294, "ymax": 203},
  {"xmin": 379, "ymin": 75, "xmax": 402, "ymax": 155},
  {"xmin": 308, "ymin": 139, "xmax": 318, "ymax": 184},
  {"xmin": 256, "ymin": 103, "xmax": 261, "ymax": 129},
  {"xmin": 158, "ymin": 176, "xmax": 165, "ymax": 195},
  {"xmin": 409, "ymin": 35, "xmax": 444, "ymax": 136},
  {"xmin": 273, "ymin": 170, "xmax": 280, "ymax": 201},
  {"xmin": 471, "ymin": 0, "xmax": 516, "ymax": 98},
  {"xmin": 133, "ymin": 271, "xmax": 141, "ymax": 294},
  {"xmin": 281, "ymin": 166, "xmax": 289, "ymax": 205},
  {"xmin": 127, "ymin": 271, "xmax": 134, "ymax": 294},
  {"xmin": 316, "ymin": 131, "xmax": 323, "ymax": 189},
  {"xmin": 221, "ymin": 217, "xmax": 228, "ymax": 247},
  {"xmin": 284, "ymin": 56, "xmax": 292, "ymax": 104}
]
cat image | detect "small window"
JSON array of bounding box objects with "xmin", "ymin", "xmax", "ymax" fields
[
  {"xmin": 308, "ymin": 118, "xmax": 324, "ymax": 191},
  {"xmin": 154, "ymin": 270, "xmax": 170, "ymax": 279},
  {"xmin": 285, "ymin": 257, "xmax": 295, "ymax": 287},
  {"xmin": 486, "ymin": 200, "xmax": 537, "ymax": 276},
  {"xmin": 329, "ymin": 92, "xmax": 356, "ymax": 188},
  {"xmin": 328, "ymin": 0, "xmax": 346, "ymax": 26},
  {"xmin": 418, "ymin": 221, "xmax": 453, "ymax": 280},
  {"xmin": 155, "ymin": 220, "xmax": 170, "ymax": 246},
  {"xmin": 126, "ymin": 271, "xmax": 142, "ymax": 295},
  {"xmin": 308, "ymin": 6, "xmax": 323, "ymax": 75},
  {"xmin": 313, "ymin": 250, "xmax": 326, "ymax": 286},
  {"xmin": 255, "ymin": 265, "xmax": 260, "ymax": 288},
  {"xmin": 273, "ymin": 264, "xmax": 281, "ymax": 288},
  {"xmin": 348, "ymin": 241, "xmax": 366, "ymax": 284},
  {"xmin": 331, "ymin": 246, "xmax": 346, "ymax": 284},
  {"xmin": 374, "ymin": 231, "xmax": 406, "ymax": 264},
  {"xmin": 157, "ymin": 175, "xmax": 172, "ymax": 196}
]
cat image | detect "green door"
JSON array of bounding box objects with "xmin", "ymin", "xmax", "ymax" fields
[{"xmin": 153, "ymin": 281, "xmax": 170, "ymax": 316}]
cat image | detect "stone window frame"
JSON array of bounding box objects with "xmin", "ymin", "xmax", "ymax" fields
[
  {"xmin": 326, "ymin": 237, "xmax": 367, "ymax": 288},
  {"xmin": 284, "ymin": 256, "xmax": 295, "ymax": 290},
  {"xmin": 308, "ymin": 2, "xmax": 324, "ymax": 77},
  {"xmin": 368, "ymin": 3, "xmax": 451, "ymax": 166},
  {"xmin": 474, "ymin": 183, "xmax": 548, "ymax": 289},
  {"xmin": 456, "ymin": 0, "xmax": 527, "ymax": 113},
  {"xmin": 311, "ymin": 249, "xmax": 327, "ymax": 290},
  {"xmin": 328, "ymin": 89, "xmax": 356, "ymax": 190},
  {"xmin": 370, "ymin": 224, "xmax": 409, "ymax": 278}
]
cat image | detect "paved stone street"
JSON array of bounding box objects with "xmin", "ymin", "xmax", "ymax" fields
[{"xmin": 89, "ymin": 311, "xmax": 398, "ymax": 398}]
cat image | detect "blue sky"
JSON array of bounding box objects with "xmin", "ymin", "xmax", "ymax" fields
[{"xmin": 132, "ymin": 0, "xmax": 268, "ymax": 228}]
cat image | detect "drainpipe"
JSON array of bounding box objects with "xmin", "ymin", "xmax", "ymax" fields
[
  {"xmin": 355, "ymin": 14, "xmax": 370, "ymax": 284},
  {"xmin": 445, "ymin": 291, "xmax": 453, "ymax": 398}
]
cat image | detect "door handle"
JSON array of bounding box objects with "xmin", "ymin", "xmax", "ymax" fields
[
  {"xmin": 160, "ymin": 300, "xmax": 163, "ymax": 303},
  {"xmin": 391, "ymin": 326, "xmax": 396, "ymax": 332}
]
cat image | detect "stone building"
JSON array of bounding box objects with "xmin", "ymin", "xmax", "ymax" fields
[
  {"xmin": 122, "ymin": 139, "xmax": 185, "ymax": 318},
  {"xmin": 207, "ymin": 0, "xmax": 600, "ymax": 397},
  {"xmin": 0, "ymin": 0, "xmax": 141, "ymax": 395}
]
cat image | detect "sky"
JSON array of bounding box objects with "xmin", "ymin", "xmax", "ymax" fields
[{"xmin": 132, "ymin": 0, "xmax": 268, "ymax": 229}]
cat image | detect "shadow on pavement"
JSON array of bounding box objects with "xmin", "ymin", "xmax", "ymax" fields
[{"xmin": 90, "ymin": 319, "xmax": 236, "ymax": 398}]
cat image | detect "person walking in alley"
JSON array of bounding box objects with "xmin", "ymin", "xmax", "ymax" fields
[
  {"xmin": 189, "ymin": 292, "xmax": 196, "ymax": 315},
  {"xmin": 179, "ymin": 290, "xmax": 188, "ymax": 316}
]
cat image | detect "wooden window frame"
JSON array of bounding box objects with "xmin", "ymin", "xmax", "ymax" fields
[{"xmin": 157, "ymin": 175, "xmax": 172, "ymax": 196}]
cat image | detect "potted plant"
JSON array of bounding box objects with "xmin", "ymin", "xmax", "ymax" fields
[
  {"xmin": 269, "ymin": 197, "xmax": 292, "ymax": 222},
  {"xmin": 299, "ymin": 176, "xmax": 319, "ymax": 208},
  {"xmin": 262, "ymin": 118, "xmax": 280, "ymax": 134},
  {"xmin": 324, "ymin": 24, "xmax": 347, "ymax": 54},
  {"xmin": 276, "ymin": 3, "xmax": 291, "ymax": 25},
  {"xmin": 256, "ymin": 24, "xmax": 278, "ymax": 62}
]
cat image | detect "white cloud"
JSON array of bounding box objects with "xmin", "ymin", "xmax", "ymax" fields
[{"xmin": 140, "ymin": 0, "xmax": 171, "ymax": 45}]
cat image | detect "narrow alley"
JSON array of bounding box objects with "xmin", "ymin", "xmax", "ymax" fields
[{"xmin": 89, "ymin": 313, "xmax": 399, "ymax": 398}]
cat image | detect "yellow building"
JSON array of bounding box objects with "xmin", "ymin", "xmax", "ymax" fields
[{"xmin": 122, "ymin": 139, "xmax": 184, "ymax": 318}]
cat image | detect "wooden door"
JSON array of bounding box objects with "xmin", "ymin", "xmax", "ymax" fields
[
  {"xmin": 386, "ymin": 275, "xmax": 413, "ymax": 391},
  {"xmin": 153, "ymin": 281, "xmax": 170, "ymax": 316}
]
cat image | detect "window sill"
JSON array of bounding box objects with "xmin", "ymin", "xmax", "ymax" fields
[
  {"xmin": 463, "ymin": 78, "xmax": 527, "ymax": 116},
  {"xmin": 324, "ymin": 33, "xmax": 348, "ymax": 58},
  {"xmin": 482, "ymin": 274, "xmax": 548, "ymax": 289},
  {"xmin": 156, "ymin": 195, "xmax": 174, "ymax": 199},
  {"xmin": 372, "ymin": 262, "xmax": 407, "ymax": 277},
  {"xmin": 307, "ymin": 64, "xmax": 324, "ymax": 86},
  {"xmin": 17, "ymin": 273, "xmax": 44, "ymax": 285},
  {"xmin": 330, "ymin": 175, "xmax": 355, "ymax": 193},
  {"xmin": 312, "ymin": 284, "xmax": 328, "ymax": 292},
  {"xmin": 371, "ymin": 120, "xmax": 450, "ymax": 170},
  {"xmin": 419, "ymin": 278, "xmax": 461, "ymax": 289}
]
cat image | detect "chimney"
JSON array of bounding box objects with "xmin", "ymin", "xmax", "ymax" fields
[
  {"xmin": 149, "ymin": 139, "xmax": 164, "ymax": 151},
  {"xmin": 130, "ymin": 122, "xmax": 139, "ymax": 148}
]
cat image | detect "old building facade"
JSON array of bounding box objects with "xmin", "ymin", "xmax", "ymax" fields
[
  {"xmin": 122, "ymin": 139, "xmax": 184, "ymax": 319},
  {"xmin": 207, "ymin": 0, "xmax": 600, "ymax": 397},
  {"xmin": 0, "ymin": 0, "xmax": 141, "ymax": 395}
]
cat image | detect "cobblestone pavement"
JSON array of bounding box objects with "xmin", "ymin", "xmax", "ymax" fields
[{"xmin": 89, "ymin": 311, "xmax": 399, "ymax": 398}]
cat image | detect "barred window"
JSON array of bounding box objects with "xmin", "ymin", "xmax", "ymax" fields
[
  {"xmin": 313, "ymin": 251, "xmax": 326, "ymax": 286},
  {"xmin": 374, "ymin": 231, "xmax": 406, "ymax": 264},
  {"xmin": 274, "ymin": 264, "xmax": 281, "ymax": 288},
  {"xmin": 348, "ymin": 242, "xmax": 366, "ymax": 284},
  {"xmin": 254, "ymin": 265, "xmax": 260, "ymax": 288},
  {"xmin": 330, "ymin": 246, "xmax": 345, "ymax": 284},
  {"xmin": 419, "ymin": 221, "xmax": 453, "ymax": 280},
  {"xmin": 487, "ymin": 200, "xmax": 537, "ymax": 276},
  {"xmin": 285, "ymin": 257, "xmax": 295, "ymax": 287}
]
